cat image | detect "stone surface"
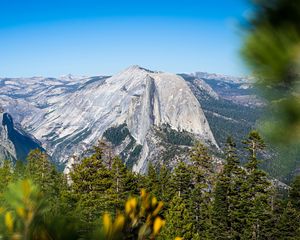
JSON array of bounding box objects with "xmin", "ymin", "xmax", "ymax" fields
[{"xmin": 0, "ymin": 66, "xmax": 217, "ymax": 171}]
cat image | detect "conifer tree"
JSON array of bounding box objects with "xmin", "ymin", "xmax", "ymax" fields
[
  {"xmin": 211, "ymin": 137, "xmax": 240, "ymax": 239},
  {"xmin": 0, "ymin": 160, "xmax": 12, "ymax": 190},
  {"xmin": 157, "ymin": 164, "xmax": 172, "ymax": 208},
  {"xmin": 70, "ymin": 148, "xmax": 113, "ymax": 228},
  {"xmin": 189, "ymin": 142, "xmax": 215, "ymax": 237},
  {"xmin": 289, "ymin": 175, "xmax": 300, "ymax": 210},
  {"xmin": 170, "ymin": 161, "xmax": 193, "ymax": 199},
  {"xmin": 159, "ymin": 195, "xmax": 193, "ymax": 240},
  {"xmin": 241, "ymin": 131, "xmax": 273, "ymax": 239},
  {"xmin": 0, "ymin": 160, "xmax": 12, "ymax": 204},
  {"xmin": 273, "ymin": 176, "xmax": 300, "ymax": 239},
  {"xmin": 108, "ymin": 156, "xmax": 138, "ymax": 213},
  {"xmin": 26, "ymin": 150, "xmax": 55, "ymax": 191},
  {"xmin": 26, "ymin": 149, "xmax": 62, "ymax": 213},
  {"xmin": 276, "ymin": 201, "xmax": 300, "ymax": 240},
  {"xmin": 12, "ymin": 160, "xmax": 26, "ymax": 181},
  {"xmin": 144, "ymin": 163, "xmax": 160, "ymax": 197}
]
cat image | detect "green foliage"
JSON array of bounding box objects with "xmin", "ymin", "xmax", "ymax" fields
[
  {"xmin": 211, "ymin": 137, "xmax": 241, "ymax": 239},
  {"xmin": 70, "ymin": 151, "xmax": 113, "ymax": 227},
  {"xmin": 159, "ymin": 195, "xmax": 193, "ymax": 240},
  {"xmin": 290, "ymin": 175, "xmax": 300, "ymax": 210},
  {"xmin": 242, "ymin": 0, "xmax": 300, "ymax": 145},
  {"xmin": 125, "ymin": 144, "xmax": 143, "ymax": 169},
  {"xmin": 0, "ymin": 160, "xmax": 13, "ymax": 202},
  {"xmin": 0, "ymin": 179, "xmax": 46, "ymax": 240},
  {"xmin": 103, "ymin": 124, "xmax": 130, "ymax": 146},
  {"xmin": 170, "ymin": 161, "xmax": 193, "ymax": 199},
  {"xmin": 109, "ymin": 157, "xmax": 138, "ymax": 211},
  {"xmin": 160, "ymin": 124, "xmax": 193, "ymax": 146},
  {"xmin": 1, "ymin": 130, "xmax": 300, "ymax": 239},
  {"xmin": 240, "ymin": 131, "xmax": 273, "ymax": 239},
  {"xmin": 25, "ymin": 149, "xmax": 64, "ymax": 215},
  {"xmin": 189, "ymin": 142, "xmax": 215, "ymax": 238},
  {"xmin": 275, "ymin": 201, "xmax": 300, "ymax": 239}
]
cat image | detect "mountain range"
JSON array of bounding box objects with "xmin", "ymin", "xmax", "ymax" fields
[{"xmin": 0, "ymin": 66, "xmax": 262, "ymax": 173}]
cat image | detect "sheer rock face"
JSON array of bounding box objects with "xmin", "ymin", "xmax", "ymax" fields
[
  {"xmin": 0, "ymin": 66, "xmax": 218, "ymax": 172},
  {"xmin": 0, "ymin": 111, "xmax": 42, "ymax": 162},
  {"xmin": 0, "ymin": 111, "xmax": 16, "ymax": 161}
]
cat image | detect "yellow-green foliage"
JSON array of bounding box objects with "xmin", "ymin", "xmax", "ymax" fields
[
  {"xmin": 101, "ymin": 188, "xmax": 165, "ymax": 240},
  {"xmin": 0, "ymin": 179, "xmax": 181, "ymax": 240},
  {"xmin": 0, "ymin": 179, "xmax": 45, "ymax": 240}
]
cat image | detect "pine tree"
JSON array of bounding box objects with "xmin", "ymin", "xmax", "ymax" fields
[
  {"xmin": 189, "ymin": 142, "xmax": 215, "ymax": 237},
  {"xmin": 26, "ymin": 150, "xmax": 55, "ymax": 191},
  {"xmin": 108, "ymin": 156, "xmax": 137, "ymax": 213},
  {"xmin": 159, "ymin": 195, "xmax": 193, "ymax": 240},
  {"xmin": 211, "ymin": 136, "xmax": 243, "ymax": 239},
  {"xmin": 70, "ymin": 149, "xmax": 113, "ymax": 228},
  {"xmin": 272, "ymin": 176, "xmax": 300, "ymax": 239},
  {"xmin": 25, "ymin": 149, "xmax": 63, "ymax": 215},
  {"xmin": 0, "ymin": 160, "xmax": 12, "ymax": 204},
  {"xmin": 12, "ymin": 160, "xmax": 26, "ymax": 181},
  {"xmin": 241, "ymin": 131, "xmax": 273, "ymax": 240},
  {"xmin": 170, "ymin": 161, "xmax": 193, "ymax": 199},
  {"xmin": 276, "ymin": 201, "xmax": 300, "ymax": 240},
  {"xmin": 157, "ymin": 164, "xmax": 172, "ymax": 209},
  {"xmin": 190, "ymin": 142, "xmax": 214, "ymax": 184},
  {"xmin": 0, "ymin": 160, "xmax": 12, "ymax": 189},
  {"xmin": 289, "ymin": 175, "xmax": 300, "ymax": 210},
  {"xmin": 144, "ymin": 163, "xmax": 160, "ymax": 197}
]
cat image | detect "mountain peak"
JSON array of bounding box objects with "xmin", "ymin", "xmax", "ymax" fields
[
  {"xmin": 123, "ymin": 65, "xmax": 157, "ymax": 74},
  {"xmin": 0, "ymin": 66, "xmax": 218, "ymax": 173}
]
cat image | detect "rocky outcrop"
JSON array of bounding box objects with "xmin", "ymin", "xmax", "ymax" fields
[
  {"xmin": 0, "ymin": 66, "xmax": 218, "ymax": 172},
  {"xmin": 0, "ymin": 108, "xmax": 43, "ymax": 162},
  {"xmin": 0, "ymin": 108, "xmax": 16, "ymax": 161}
]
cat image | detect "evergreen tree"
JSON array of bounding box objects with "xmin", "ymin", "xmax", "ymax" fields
[
  {"xmin": 276, "ymin": 201, "xmax": 300, "ymax": 240},
  {"xmin": 108, "ymin": 156, "xmax": 138, "ymax": 213},
  {"xmin": 170, "ymin": 161, "xmax": 193, "ymax": 199},
  {"xmin": 70, "ymin": 149, "xmax": 113, "ymax": 228},
  {"xmin": 211, "ymin": 137, "xmax": 241, "ymax": 239},
  {"xmin": 12, "ymin": 160, "xmax": 26, "ymax": 181},
  {"xmin": 0, "ymin": 160, "xmax": 12, "ymax": 190},
  {"xmin": 0, "ymin": 160, "xmax": 13, "ymax": 204},
  {"xmin": 289, "ymin": 175, "xmax": 300, "ymax": 210},
  {"xmin": 190, "ymin": 142, "xmax": 215, "ymax": 237},
  {"xmin": 157, "ymin": 164, "xmax": 172, "ymax": 209},
  {"xmin": 190, "ymin": 142, "xmax": 215, "ymax": 185},
  {"xmin": 273, "ymin": 176, "xmax": 300, "ymax": 239},
  {"xmin": 159, "ymin": 195, "xmax": 193, "ymax": 240},
  {"xmin": 25, "ymin": 149, "xmax": 62, "ymax": 214},
  {"xmin": 144, "ymin": 163, "xmax": 160, "ymax": 197},
  {"xmin": 241, "ymin": 131, "xmax": 273, "ymax": 239},
  {"xmin": 26, "ymin": 150, "xmax": 56, "ymax": 192}
]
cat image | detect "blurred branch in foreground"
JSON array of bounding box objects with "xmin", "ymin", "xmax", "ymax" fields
[{"xmin": 241, "ymin": 0, "xmax": 300, "ymax": 143}]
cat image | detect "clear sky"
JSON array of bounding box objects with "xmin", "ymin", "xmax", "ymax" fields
[{"xmin": 0, "ymin": 0, "xmax": 250, "ymax": 77}]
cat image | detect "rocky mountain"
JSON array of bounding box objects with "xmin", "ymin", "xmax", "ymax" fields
[
  {"xmin": 0, "ymin": 66, "xmax": 223, "ymax": 173},
  {"xmin": 0, "ymin": 66, "xmax": 266, "ymax": 174},
  {"xmin": 179, "ymin": 72, "xmax": 264, "ymax": 150},
  {"xmin": 0, "ymin": 107, "xmax": 43, "ymax": 162}
]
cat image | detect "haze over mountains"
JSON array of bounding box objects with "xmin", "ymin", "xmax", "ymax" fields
[{"xmin": 0, "ymin": 66, "xmax": 262, "ymax": 173}]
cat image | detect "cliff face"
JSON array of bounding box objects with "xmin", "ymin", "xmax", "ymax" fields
[
  {"xmin": 0, "ymin": 110, "xmax": 16, "ymax": 161},
  {"xmin": 0, "ymin": 109, "xmax": 43, "ymax": 162},
  {"xmin": 0, "ymin": 66, "xmax": 218, "ymax": 172}
]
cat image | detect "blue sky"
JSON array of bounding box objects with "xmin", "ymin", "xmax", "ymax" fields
[{"xmin": 0, "ymin": 0, "xmax": 250, "ymax": 77}]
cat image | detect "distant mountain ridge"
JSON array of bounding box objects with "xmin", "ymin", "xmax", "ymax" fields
[{"xmin": 0, "ymin": 66, "xmax": 262, "ymax": 173}]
